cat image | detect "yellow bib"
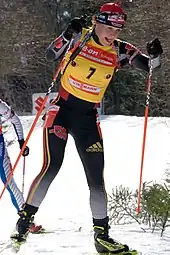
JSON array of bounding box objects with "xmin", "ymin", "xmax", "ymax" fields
[{"xmin": 61, "ymin": 29, "xmax": 117, "ymax": 103}]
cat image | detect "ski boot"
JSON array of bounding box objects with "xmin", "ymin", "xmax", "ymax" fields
[
  {"xmin": 11, "ymin": 204, "xmax": 38, "ymax": 242},
  {"xmin": 93, "ymin": 217, "xmax": 129, "ymax": 254},
  {"xmin": 10, "ymin": 222, "xmax": 44, "ymax": 240}
]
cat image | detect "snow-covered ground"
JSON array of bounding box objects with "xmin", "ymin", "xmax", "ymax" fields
[{"xmin": 0, "ymin": 115, "xmax": 170, "ymax": 254}]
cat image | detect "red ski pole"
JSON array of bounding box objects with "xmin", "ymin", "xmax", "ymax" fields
[{"xmin": 136, "ymin": 60, "xmax": 153, "ymax": 214}]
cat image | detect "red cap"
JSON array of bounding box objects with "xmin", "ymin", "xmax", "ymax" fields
[
  {"xmin": 97, "ymin": 2, "xmax": 127, "ymax": 29},
  {"xmin": 100, "ymin": 2, "xmax": 126, "ymax": 16}
]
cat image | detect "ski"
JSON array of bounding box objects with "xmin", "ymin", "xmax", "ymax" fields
[
  {"xmin": 0, "ymin": 240, "xmax": 24, "ymax": 254},
  {"xmin": 97, "ymin": 251, "xmax": 141, "ymax": 255},
  {"xmin": 0, "ymin": 240, "xmax": 12, "ymax": 253},
  {"xmin": 6, "ymin": 229, "xmax": 56, "ymax": 253},
  {"xmin": 31, "ymin": 228, "xmax": 55, "ymax": 234},
  {"xmin": 10, "ymin": 240, "xmax": 24, "ymax": 253},
  {"xmin": 9, "ymin": 232, "xmax": 29, "ymax": 253}
]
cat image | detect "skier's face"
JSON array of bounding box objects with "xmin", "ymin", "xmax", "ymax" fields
[{"xmin": 95, "ymin": 23, "xmax": 121, "ymax": 46}]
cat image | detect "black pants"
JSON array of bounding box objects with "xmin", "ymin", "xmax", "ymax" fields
[{"xmin": 26, "ymin": 95, "xmax": 107, "ymax": 219}]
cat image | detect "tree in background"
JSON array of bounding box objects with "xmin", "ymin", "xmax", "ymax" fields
[
  {"xmin": 0, "ymin": 0, "xmax": 169, "ymax": 115},
  {"xmin": 104, "ymin": 70, "xmax": 147, "ymax": 116}
]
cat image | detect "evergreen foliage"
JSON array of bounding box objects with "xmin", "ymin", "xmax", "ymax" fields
[
  {"xmin": 0, "ymin": 0, "xmax": 169, "ymax": 115},
  {"xmin": 108, "ymin": 180, "xmax": 170, "ymax": 236}
]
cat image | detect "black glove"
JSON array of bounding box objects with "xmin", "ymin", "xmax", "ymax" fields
[
  {"xmin": 147, "ymin": 38, "xmax": 163, "ymax": 57},
  {"xmin": 63, "ymin": 16, "xmax": 88, "ymax": 41},
  {"xmin": 18, "ymin": 139, "xmax": 29, "ymax": 157}
]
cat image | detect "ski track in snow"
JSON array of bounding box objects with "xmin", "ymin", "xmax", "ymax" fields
[{"xmin": 0, "ymin": 115, "xmax": 170, "ymax": 254}]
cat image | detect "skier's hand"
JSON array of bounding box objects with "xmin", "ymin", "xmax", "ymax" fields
[
  {"xmin": 18, "ymin": 139, "xmax": 30, "ymax": 157},
  {"xmin": 147, "ymin": 38, "xmax": 163, "ymax": 57},
  {"xmin": 63, "ymin": 16, "xmax": 88, "ymax": 40}
]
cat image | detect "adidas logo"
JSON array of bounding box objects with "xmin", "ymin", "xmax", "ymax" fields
[{"xmin": 86, "ymin": 142, "xmax": 103, "ymax": 152}]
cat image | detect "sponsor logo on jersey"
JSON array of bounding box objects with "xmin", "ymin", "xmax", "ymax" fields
[
  {"xmin": 69, "ymin": 76, "xmax": 101, "ymax": 95},
  {"xmin": 79, "ymin": 44, "xmax": 117, "ymax": 67}
]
